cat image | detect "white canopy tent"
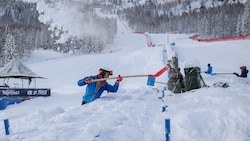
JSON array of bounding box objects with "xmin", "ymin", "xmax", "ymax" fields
[{"xmin": 0, "ymin": 58, "xmax": 46, "ymax": 88}]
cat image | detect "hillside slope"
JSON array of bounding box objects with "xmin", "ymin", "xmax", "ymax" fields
[{"xmin": 1, "ymin": 32, "xmax": 250, "ymax": 141}]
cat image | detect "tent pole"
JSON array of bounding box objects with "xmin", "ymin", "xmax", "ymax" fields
[{"xmin": 2, "ymin": 79, "xmax": 5, "ymax": 85}]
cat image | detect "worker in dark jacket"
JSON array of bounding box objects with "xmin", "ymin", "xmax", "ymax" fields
[
  {"xmin": 167, "ymin": 68, "xmax": 185, "ymax": 93},
  {"xmin": 234, "ymin": 66, "xmax": 248, "ymax": 78},
  {"xmin": 78, "ymin": 68, "xmax": 122, "ymax": 105}
]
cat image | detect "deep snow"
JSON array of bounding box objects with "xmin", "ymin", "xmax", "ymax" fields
[
  {"xmin": 1, "ymin": 31, "xmax": 250, "ymax": 141},
  {"xmin": 1, "ymin": 1, "xmax": 250, "ymax": 140}
]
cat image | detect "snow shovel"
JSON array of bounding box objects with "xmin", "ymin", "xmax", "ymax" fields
[
  {"xmin": 147, "ymin": 66, "xmax": 169, "ymax": 86},
  {"xmin": 91, "ymin": 67, "xmax": 169, "ymax": 86}
]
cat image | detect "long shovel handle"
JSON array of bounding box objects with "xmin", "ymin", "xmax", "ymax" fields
[
  {"xmin": 91, "ymin": 74, "xmax": 149, "ymax": 82},
  {"xmin": 91, "ymin": 67, "xmax": 168, "ymax": 82},
  {"xmin": 212, "ymin": 73, "xmax": 236, "ymax": 75},
  {"xmin": 155, "ymin": 81, "xmax": 168, "ymax": 85}
]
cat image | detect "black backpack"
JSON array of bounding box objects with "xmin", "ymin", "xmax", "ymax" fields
[{"xmin": 184, "ymin": 67, "xmax": 202, "ymax": 91}]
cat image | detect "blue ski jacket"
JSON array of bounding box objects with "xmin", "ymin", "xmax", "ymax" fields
[
  {"xmin": 78, "ymin": 75, "xmax": 119, "ymax": 103},
  {"xmin": 206, "ymin": 66, "xmax": 213, "ymax": 74}
]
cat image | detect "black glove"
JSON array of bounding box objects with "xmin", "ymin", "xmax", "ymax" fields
[{"xmin": 233, "ymin": 72, "xmax": 239, "ymax": 77}]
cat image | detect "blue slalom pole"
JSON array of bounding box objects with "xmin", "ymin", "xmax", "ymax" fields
[
  {"xmin": 164, "ymin": 86, "xmax": 167, "ymax": 91},
  {"xmin": 4, "ymin": 119, "xmax": 10, "ymax": 135},
  {"xmin": 162, "ymin": 90, "xmax": 165, "ymax": 98},
  {"xmin": 165, "ymin": 118, "xmax": 171, "ymax": 141},
  {"xmin": 162, "ymin": 106, "xmax": 168, "ymax": 112}
]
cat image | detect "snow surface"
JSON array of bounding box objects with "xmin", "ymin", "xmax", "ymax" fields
[
  {"xmin": 1, "ymin": 2, "xmax": 250, "ymax": 141},
  {"xmin": 1, "ymin": 28, "xmax": 250, "ymax": 141}
]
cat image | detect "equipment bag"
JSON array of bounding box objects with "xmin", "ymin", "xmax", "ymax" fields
[{"xmin": 184, "ymin": 67, "xmax": 202, "ymax": 91}]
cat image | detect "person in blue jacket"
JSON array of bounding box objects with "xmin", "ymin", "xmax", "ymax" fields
[
  {"xmin": 78, "ymin": 68, "xmax": 123, "ymax": 105},
  {"xmin": 205, "ymin": 63, "xmax": 213, "ymax": 74},
  {"xmin": 233, "ymin": 66, "xmax": 248, "ymax": 78}
]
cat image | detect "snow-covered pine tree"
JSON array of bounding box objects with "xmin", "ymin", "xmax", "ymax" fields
[
  {"xmin": 241, "ymin": 0, "xmax": 250, "ymax": 35},
  {"xmin": 4, "ymin": 33, "xmax": 17, "ymax": 65}
]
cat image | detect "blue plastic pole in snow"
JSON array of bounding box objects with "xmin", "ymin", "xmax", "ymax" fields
[
  {"xmin": 162, "ymin": 90, "xmax": 165, "ymax": 98},
  {"xmin": 165, "ymin": 119, "xmax": 171, "ymax": 141},
  {"xmin": 164, "ymin": 86, "xmax": 167, "ymax": 91},
  {"xmin": 4, "ymin": 119, "xmax": 10, "ymax": 135},
  {"xmin": 162, "ymin": 106, "xmax": 168, "ymax": 112}
]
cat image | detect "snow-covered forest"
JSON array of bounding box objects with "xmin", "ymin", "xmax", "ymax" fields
[
  {"xmin": 0, "ymin": 0, "xmax": 249, "ymax": 67},
  {"xmin": 123, "ymin": 0, "xmax": 249, "ymax": 37}
]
